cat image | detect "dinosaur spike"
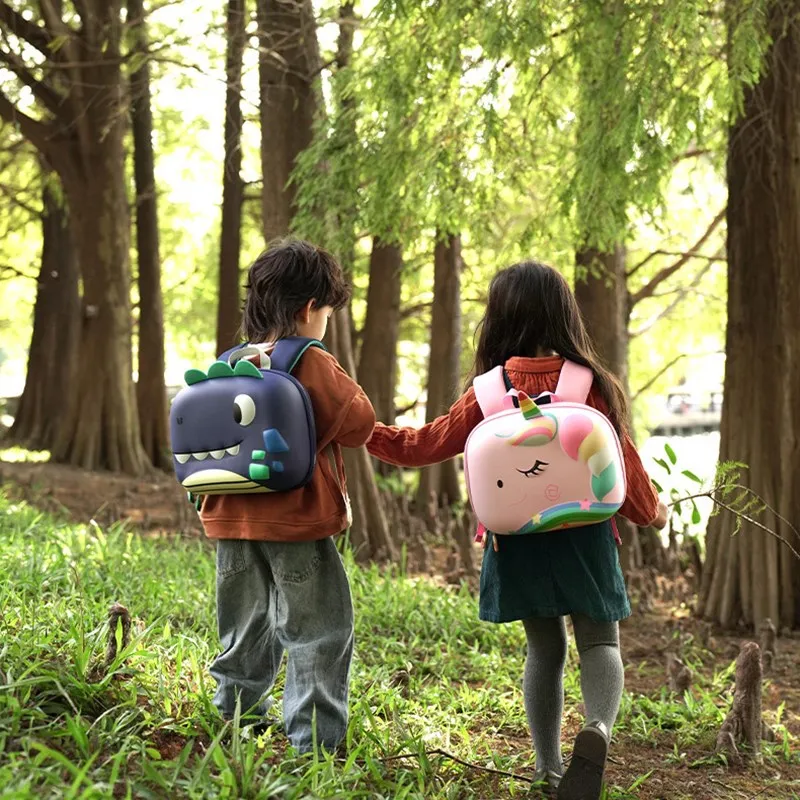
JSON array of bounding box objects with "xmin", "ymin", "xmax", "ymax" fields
[
  {"xmin": 518, "ymin": 392, "xmax": 542, "ymax": 420},
  {"xmin": 234, "ymin": 359, "xmax": 263, "ymax": 379},
  {"xmin": 207, "ymin": 361, "xmax": 235, "ymax": 379},
  {"xmin": 184, "ymin": 368, "xmax": 207, "ymax": 385}
]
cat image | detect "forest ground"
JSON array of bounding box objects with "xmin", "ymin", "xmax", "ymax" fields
[{"xmin": 0, "ymin": 458, "xmax": 798, "ymax": 799}]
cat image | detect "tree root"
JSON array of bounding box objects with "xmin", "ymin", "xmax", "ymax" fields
[{"xmin": 715, "ymin": 641, "xmax": 764, "ymax": 765}]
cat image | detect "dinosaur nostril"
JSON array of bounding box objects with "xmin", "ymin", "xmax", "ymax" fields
[{"xmin": 176, "ymin": 417, "xmax": 183, "ymax": 425}]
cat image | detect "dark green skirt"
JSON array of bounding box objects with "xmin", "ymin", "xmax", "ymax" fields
[{"xmin": 479, "ymin": 521, "xmax": 631, "ymax": 623}]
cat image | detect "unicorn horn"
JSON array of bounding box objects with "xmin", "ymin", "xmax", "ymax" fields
[{"xmin": 517, "ymin": 392, "xmax": 542, "ymax": 420}]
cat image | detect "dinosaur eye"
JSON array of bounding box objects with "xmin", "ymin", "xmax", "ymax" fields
[{"xmin": 233, "ymin": 394, "xmax": 256, "ymax": 426}]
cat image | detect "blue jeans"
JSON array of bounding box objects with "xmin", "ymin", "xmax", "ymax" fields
[{"xmin": 210, "ymin": 537, "xmax": 354, "ymax": 753}]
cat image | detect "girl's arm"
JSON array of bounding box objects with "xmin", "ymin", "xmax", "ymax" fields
[{"xmin": 367, "ymin": 388, "xmax": 484, "ymax": 467}]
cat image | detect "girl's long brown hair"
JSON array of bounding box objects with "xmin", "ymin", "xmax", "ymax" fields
[{"xmin": 469, "ymin": 261, "xmax": 630, "ymax": 435}]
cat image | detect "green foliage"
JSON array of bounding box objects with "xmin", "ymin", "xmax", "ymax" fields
[{"xmin": 1, "ymin": 494, "xmax": 796, "ymax": 798}]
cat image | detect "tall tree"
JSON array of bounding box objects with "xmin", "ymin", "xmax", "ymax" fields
[
  {"xmin": 261, "ymin": 0, "xmax": 396, "ymax": 561},
  {"xmin": 699, "ymin": 0, "xmax": 800, "ymax": 631},
  {"xmin": 416, "ymin": 234, "xmax": 462, "ymax": 510},
  {"xmin": 357, "ymin": 238, "xmax": 403, "ymax": 425},
  {"xmin": 216, "ymin": 0, "xmax": 248, "ymax": 354},
  {"xmin": 128, "ymin": 0, "xmax": 169, "ymax": 470},
  {"xmin": 0, "ymin": 1, "xmax": 148, "ymax": 473},
  {"xmin": 257, "ymin": 0, "xmax": 317, "ymax": 242},
  {"xmin": 5, "ymin": 176, "xmax": 79, "ymax": 450}
]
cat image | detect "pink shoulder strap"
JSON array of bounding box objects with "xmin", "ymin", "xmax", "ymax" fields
[
  {"xmin": 555, "ymin": 360, "xmax": 594, "ymax": 403},
  {"xmin": 473, "ymin": 366, "xmax": 507, "ymax": 417}
]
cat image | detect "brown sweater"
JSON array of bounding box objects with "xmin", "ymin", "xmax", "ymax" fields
[
  {"xmin": 199, "ymin": 347, "xmax": 375, "ymax": 541},
  {"xmin": 367, "ymin": 356, "xmax": 660, "ymax": 527}
]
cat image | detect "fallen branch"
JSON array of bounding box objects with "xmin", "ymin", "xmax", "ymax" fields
[{"xmin": 379, "ymin": 748, "xmax": 535, "ymax": 784}]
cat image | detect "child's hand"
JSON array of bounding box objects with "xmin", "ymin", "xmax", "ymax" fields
[{"xmin": 652, "ymin": 501, "xmax": 668, "ymax": 529}]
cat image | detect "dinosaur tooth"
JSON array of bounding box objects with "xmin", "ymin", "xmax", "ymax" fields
[{"xmin": 175, "ymin": 453, "xmax": 190, "ymax": 464}]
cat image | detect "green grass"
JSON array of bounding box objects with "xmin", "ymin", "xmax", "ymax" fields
[{"xmin": 0, "ymin": 493, "xmax": 796, "ymax": 799}]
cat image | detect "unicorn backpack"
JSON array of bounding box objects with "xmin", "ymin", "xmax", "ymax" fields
[
  {"xmin": 169, "ymin": 337, "xmax": 323, "ymax": 495},
  {"xmin": 463, "ymin": 361, "xmax": 626, "ymax": 535}
]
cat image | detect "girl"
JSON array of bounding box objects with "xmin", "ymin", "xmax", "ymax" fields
[{"xmin": 367, "ymin": 261, "xmax": 667, "ymax": 799}]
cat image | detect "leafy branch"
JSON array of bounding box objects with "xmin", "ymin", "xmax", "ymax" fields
[{"xmin": 654, "ymin": 449, "xmax": 800, "ymax": 562}]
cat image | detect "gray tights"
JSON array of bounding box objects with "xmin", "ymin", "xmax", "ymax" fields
[{"xmin": 522, "ymin": 615, "xmax": 624, "ymax": 774}]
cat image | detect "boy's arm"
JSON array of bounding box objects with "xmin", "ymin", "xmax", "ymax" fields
[
  {"xmin": 295, "ymin": 348, "xmax": 376, "ymax": 449},
  {"xmin": 366, "ymin": 389, "xmax": 483, "ymax": 467}
]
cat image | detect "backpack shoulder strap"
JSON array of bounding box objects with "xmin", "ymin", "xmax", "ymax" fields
[
  {"xmin": 555, "ymin": 360, "xmax": 594, "ymax": 403},
  {"xmin": 269, "ymin": 336, "xmax": 327, "ymax": 374},
  {"xmin": 473, "ymin": 365, "xmax": 508, "ymax": 417},
  {"xmin": 217, "ymin": 343, "xmax": 248, "ymax": 364}
]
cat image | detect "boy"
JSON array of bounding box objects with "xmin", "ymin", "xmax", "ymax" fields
[{"xmin": 198, "ymin": 239, "xmax": 375, "ymax": 754}]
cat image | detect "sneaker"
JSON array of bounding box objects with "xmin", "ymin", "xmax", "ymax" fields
[
  {"xmin": 531, "ymin": 768, "xmax": 562, "ymax": 797},
  {"xmin": 557, "ymin": 721, "xmax": 609, "ymax": 800}
]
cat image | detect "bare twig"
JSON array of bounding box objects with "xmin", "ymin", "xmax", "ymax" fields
[
  {"xmin": 378, "ymin": 748, "xmax": 535, "ymax": 784},
  {"xmin": 627, "ymin": 208, "xmax": 726, "ymax": 289},
  {"xmin": 630, "ymin": 256, "xmax": 721, "ymax": 337},
  {"xmin": 631, "ymin": 350, "xmax": 722, "ymax": 402}
]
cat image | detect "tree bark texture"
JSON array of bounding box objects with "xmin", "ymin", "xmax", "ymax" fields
[
  {"xmin": 699, "ymin": 2, "xmax": 800, "ymax": 630},
  {"xmin": 0, "ymin": 2, "xmax": 150, "ymax": 473},
  {"xmin": 416, "ymin": 234, "xmax": 462, "ymax": 510},
  {"xmin": 327, "ymin": 305, "xmax": 397, "ymax": 562},
  {"xmin": 357, "ymin": 238, "xmax": 403, "ymax": 425},
  {"xmin": 256, "ymin": 0, "xmax": 319, "ymax": 242},
  {"xmin": 574, "ymin": 245, "xmax": 630, "ymax": 390},
  {"xmin": 129, "ymin": 0, "xmax": 170, "ymax": 470},
  {"xmin": 216, "ymin": 0, "xmax": 247, "ymax": 354},
  {"xmin": 5, "ymin": 178, "xmax": 79, "ymax": 450},
  {"xmin": 48, "ymin": 6, "xmax": 148, "ymax": 474}
]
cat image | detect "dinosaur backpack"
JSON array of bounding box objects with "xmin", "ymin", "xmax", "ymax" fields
[
  {"xmin": 463, "ymin": 361, "xmax": 627, "ymax": 535},
  {"xmin": 169, "ymin": 337, "xmax": 323, "ymax": 495}
]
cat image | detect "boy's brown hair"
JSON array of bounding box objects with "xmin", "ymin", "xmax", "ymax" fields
[{"xmin": 241, "ymin": 238, "xmax": 350, "ymax": 342}]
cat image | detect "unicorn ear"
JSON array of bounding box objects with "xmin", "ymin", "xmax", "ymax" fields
[{"xmin": 517, "ymin": 391, "xmax": 542, "ymax": 420}]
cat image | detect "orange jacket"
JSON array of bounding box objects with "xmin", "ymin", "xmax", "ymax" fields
[{"xmin": 200, "ymin": 347, "xmax": 375, "ymax": 541}]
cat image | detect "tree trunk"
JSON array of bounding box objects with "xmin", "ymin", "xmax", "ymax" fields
[
  {"xmin": 216, "ymin": 0, "xmax": 247, "ymax": 354},
  {"xmin": 574, "ymin": 246, "xmax": 658, "ymax": 574},
  {"xmin": 574, "ymin": 245, "xmax": 630, "ymax": 389},
  {"xmin": 256, "ymin": 0, "xmax": 319, "ymax": 242},
  {"xmin": 129, "ymin": 0, "xmax": 169, "ymax": 471},
  {"xmin": 416, "ymin": 234, "xmax": 462, "ymax": 511},
  {"xmin": 5, "ymin": 178, "xmax": 79, "ymax": 450},
  {"xmin": 50, "ymin": 45, "xmax": 148, "ymax": 474},
  {"xmin": 255, "ymin": 0, "xmax": 395, "ymax": 563},
  {"xmin": 0, "ymin": 2, "xmax": 149, "ymax": 474},
  {"xmin": 699, "ymin": 2, "xmax": 800, "ymax": 630},
  {"xmin": 327, "ymin": 304, "xmax": 397, "ymax": 562},
  {"xmin": 357, "ymin": 238, "xmax": 402, "ymax": 424}
]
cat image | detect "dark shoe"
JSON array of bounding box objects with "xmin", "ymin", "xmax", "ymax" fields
[
  {"xmin": 557, "ymin": 721, "xmax": 609, "ymax": 800},
  {"xmin": 531, "ymin": 769, "xmax": 562, "ymax": 797}
]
